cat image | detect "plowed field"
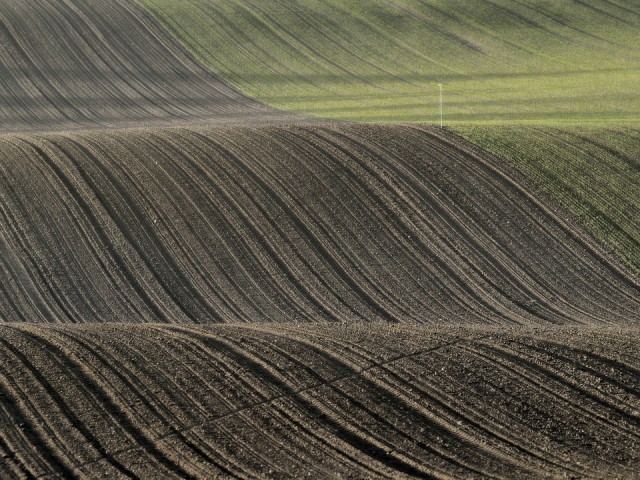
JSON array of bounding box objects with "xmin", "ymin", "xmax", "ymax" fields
[
  {"xmin": 0, "ymin": 0, "xmax": 301, "ymax": 132},
  {"xmin": 1, "ymin": 0, "xmax": 639, "ymax": 478},
  {"xmin": 2, "ymin": 124, "xmax": 638, "ymax": 325},
  {"xmin": 2, "ymin": 324, "xmax": 640, "ymax": 479}
]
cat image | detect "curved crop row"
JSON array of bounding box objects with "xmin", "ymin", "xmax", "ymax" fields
[
  {"xmin": 0, "ymin": 0, "xmax": 300, "ymax": 133},
  {"xmin": 0, "ymin": 324, "xmax": 639, "ymax": 479},
  {"xmin": 1, "ymin": 124, "xmax": 638, "ymax": 324}
]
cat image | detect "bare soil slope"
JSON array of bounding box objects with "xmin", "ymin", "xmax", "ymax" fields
[
  {"xmin": 1, "ymin": 324, "xmax": 639, "ymax": 479},
  {"xmin": 0, "ymin": 0, "xmax": 302, "ymax": 132},
  {"xmin": 1, "ymin": 124, "xmax": 638, "ymax": 325}
]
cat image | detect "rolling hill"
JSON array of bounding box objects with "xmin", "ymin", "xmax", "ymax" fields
[
  {"xmin": 2, "ymin": 124, "xmax": 638, "ymax": 325},
  {"xmin": 1, "ymin": 0, "xmax": 639, "ymax": 478},
  {"xmin": 136, "ymin": 0, "xmax": 640, "ymax": 123}
]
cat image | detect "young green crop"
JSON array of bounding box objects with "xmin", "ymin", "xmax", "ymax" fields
[
  {"xmin": 137, "ymin": 0, "xmax": 640, "ymax": 124},
  {"xmin": 455, "ymin": 125, "xmax": 640, "ymax": 272}
]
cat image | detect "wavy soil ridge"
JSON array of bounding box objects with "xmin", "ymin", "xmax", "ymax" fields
[
  {"xmin": 0, "ymin": 0, "xmax": 307, "ymax": 133},
  {"xmin": 1, "ymin": 123, "xmax": 638, "ymax": 325},
  {"xmin": 0, "ymin": 323, "xmax": 638, "ymax": 479}
]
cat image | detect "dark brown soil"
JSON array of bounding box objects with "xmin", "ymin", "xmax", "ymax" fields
[
  {"xmin": 2, "ymin": 124, "xmax": 638, "ymax": 478},
  {"xmin": 1, "ymin": 124, "xmax": 638, "ymax": 325},
  {"xmin": 0, "ymin": 324, "xmax": 639, "ymax": 479},
  {"xmin": 1, "ymin": 1, "xmax": 639, "ymax": 478}
]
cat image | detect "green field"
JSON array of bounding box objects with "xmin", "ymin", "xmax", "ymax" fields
[
  {"xmin": 137, "ymin": 0, "xmax": 640, "ymax": 124},
  {"xmin": 455, "ymin": 126, "xmax": 640, "ymax": 272}
]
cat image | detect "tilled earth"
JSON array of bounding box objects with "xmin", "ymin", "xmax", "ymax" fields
[
  {"xmin": 1, "ymin": 324, "xmax": 639, "ymax": 479},
  {"xmin": 1, "ymin": 0, "xmax": 640, "ymax": 479},
  {"xmin": 1, "ymin": 124, "xmax": 638, "ymax": 325},
  {"xmin": 2, "ymin": 123, "xmax": 640, "ymax": 480}
]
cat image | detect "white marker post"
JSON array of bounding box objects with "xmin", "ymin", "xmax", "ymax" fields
[{"xmin": 438, "ymin": 83, "xmax": 443, "ymax": 129}]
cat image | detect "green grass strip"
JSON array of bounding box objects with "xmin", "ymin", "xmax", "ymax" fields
[
  {"xmin": 455, "ymin": 125, "xmax": 640, "ymax": 272},
  {"xmin": 136, "ymin": 0, "xmax": 640, "ymax": 124}
]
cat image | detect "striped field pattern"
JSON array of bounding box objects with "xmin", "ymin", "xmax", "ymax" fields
[
  {"xmin": 1, "ymin": 324, "xmax": 640, "ymax": 478},
  {"xmin": 2, "ymin": 124, "xmax": 639, "ymax": 325},
  {"xmin": 1, "ymin": 0, "xmax": 640, "ymax": 478}
]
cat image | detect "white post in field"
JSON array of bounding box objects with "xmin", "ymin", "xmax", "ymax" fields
[{"xmin": 438, "ymin": 83, "xmax": 443, "ymax": 129}]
